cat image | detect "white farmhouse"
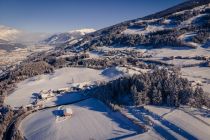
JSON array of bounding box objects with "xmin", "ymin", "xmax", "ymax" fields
[
  {"xmin": 63, "ymin": 107, "xmax": 73, "ymax": 116},
  {"xmin": 39, "ymin": 89, "xmax": 55, "ymax": 99}
]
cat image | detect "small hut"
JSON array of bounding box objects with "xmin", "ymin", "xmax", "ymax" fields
[{"xmin": 62, "ymin": 107, "xmax": 73, "ymax": 116}]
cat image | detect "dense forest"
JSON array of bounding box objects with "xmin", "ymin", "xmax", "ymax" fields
[{"xmin": 93, "ymin": 68, "xmax": 209, "ymax": 108}]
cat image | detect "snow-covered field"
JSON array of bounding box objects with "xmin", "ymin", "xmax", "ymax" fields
[
  {"xmin": 139, "ymin": 46, "xmax": 210, "ymax": 67},
  {"xmin": 144, "ymin": 57, "xmax": 203, "ymax": 66},
  {"xmin": 146, "ymin": 47, "xmax": 210, "ymax": 58},
  {"xmin": 144, "ymin": 105, "xmax": 210, "ymax": 140},
  {"xmin": 5, "ymin": 67, "xmax": 123, "ymax": 107},
  {"xmin": 19, "ymin": 98, "xmax": 210, "ymax": 140},
  {"xmin": 181, "ymin": 66, "xmax": 210, "ymax": 95},
  {"xmin": 123, "ymin": 25, "xmax": 167, "ymax": 35},
  {"xmin": 121, "ymin": 105, "xmax": 210, "ymax": 140},
  {"xmin": 20, "ymin": 98, "xmax": 143, "ymax": 140},
  {"xmin": 163, "ymin": 59, "xmax": 203, "ymax": 66}
]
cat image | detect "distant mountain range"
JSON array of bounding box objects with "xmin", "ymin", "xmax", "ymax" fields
[
  {"xmin": 0, "ymin": 25, "xmax": 94, "ymax": 51},
  {"xmin": 63, "ymin": 0, "xmax": 210, "ymax": 52},
  {"xmin": 42, "ymin": 28, "xmax": 95, "ymax": 46}
]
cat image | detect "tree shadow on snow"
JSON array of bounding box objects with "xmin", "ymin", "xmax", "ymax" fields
[
  {"xmin": 75, "ymin": 98, "xmax": 144, "ymax": 135},
  {"xmin": 52, "ymin": 89, "xmax": 144, "ymax": 139},
  {"xmin": 31, "ymin": 92, "xmax": 40, "ymax": 100},
  {"xmin": 128, "ymin": 107, "xmax": 198, "ymax": 140},
  {"xmin": 54, "ymin": 94, "xmax": 143, "ymax": 139},
  {"xmin": 190, "ymin": 108, "xmax": 210, "ymax": 119},
  {"xmin": 52, "ymin": 109, "xmax": 63, "ymax": 117}
]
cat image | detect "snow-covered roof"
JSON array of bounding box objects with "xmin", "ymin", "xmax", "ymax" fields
[{"xmin": 64, "ymin": 107, "xmax": 73, "ymax": 114}]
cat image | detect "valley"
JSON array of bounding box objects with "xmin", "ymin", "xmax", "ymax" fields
[{"xmin": 0, "ymin": 45, "xmax": 52, "ymax": 70}]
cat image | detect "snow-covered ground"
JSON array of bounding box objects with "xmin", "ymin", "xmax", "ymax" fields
[
  {"xmin": 144, "ymin": 105, "xmax": 210, "ymax": 140},
  {"xmin": 19, "ymin": 98, "xmax": 210, "ymax": 140},
  {"xmin": 122, "ymin": 105, "xmax": 210, "ymax": 140},
  {"xmin": 86, "ymin": 51, "xmax": 101, "ymax": 58},
  {"xmin": 20, "ymin": 98, "xmax": 143, "ymax": 140},
  {"xmin": 5, "ymin": 67, "xmax": 123, "ymax": 108},
  {"xmin": 141, "ymin": 46, "xmax": 209, "ymax": 67},
  {"xmin": 144, "ymin": 57, "xmax": 203, "ymax": 66},
  {"xmin": 178, "ymin": 32, "xmax": 202, "ymax": 48},
  {"xmin": 181, "ymin": 66, "xmax": 210, "ymax": 95},
  {"xmin": 163, "ymin": 59, "xmax": 203, "ymax": 66},
  {"xmin": 123, "ymin": 25, "xmax": 162, "ymax": 35},
  {"xmin": 180, "ymin": 14, "xmax": 207, "ymax": 27},
  {"xmin": 178, "ymin": 32, "xmax": 197, "ymax": 42},
  {"xmin": 144, "ymin": 47, "xmax": 210, "ymax": 60}
]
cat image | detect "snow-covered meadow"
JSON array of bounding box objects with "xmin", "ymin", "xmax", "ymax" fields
[
  {"xmin": 20, "ymin": 98, "xmax": 143, "ymax": 140},
  {"xmin": 181, "ymin": 66, "xmax": 210, "ymax": 95},
  {"xmin": 5, "ymin": 67, "xmax": 123, "ymax": 107}
]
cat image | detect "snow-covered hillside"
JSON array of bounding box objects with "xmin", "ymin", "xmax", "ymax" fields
[{"xmin": 64, "ymin": 1, "xmax": 210, "ymax": 51}]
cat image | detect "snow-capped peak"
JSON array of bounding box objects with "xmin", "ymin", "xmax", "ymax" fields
[
  {"xmin": 43, "ymin": 28, "xmax": 95, "ymax": 45},
  {"xmin": 68, "ymin": 28, "xmax": 95, "ymax": 35}
]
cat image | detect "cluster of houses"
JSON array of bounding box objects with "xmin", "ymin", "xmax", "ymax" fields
[
  {"xmin": 37, "ymin": 83, "xmax": 96, "ymax": 100},
  {"xmin": 38, "ymin": 84, "xmax": 78, "ymax": 100},
  {"xmin": 39, "ymin": 89, "xmax": 56, "ymax": 99},
  {"xmin": 20, "ymin": 82, "xmax": 97, "ymax": 113}
]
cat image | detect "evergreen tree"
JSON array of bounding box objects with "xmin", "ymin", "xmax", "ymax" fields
[{"xmin": 152, "ymin": 87, "xmax": 162, "ymax": 105}]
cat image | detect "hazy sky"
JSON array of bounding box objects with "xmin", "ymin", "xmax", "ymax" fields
[{"xmin": 0, "ymin": 0, "xmax": 185, "ymax": 33}]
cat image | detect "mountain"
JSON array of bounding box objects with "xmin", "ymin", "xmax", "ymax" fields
[
  {"xmin": 42, "ymin": 28, "xmax": 95, "ymax": 46},
  {"xmin": 64, "ymin": 0, "xmax": 210, "ymax": 52}
]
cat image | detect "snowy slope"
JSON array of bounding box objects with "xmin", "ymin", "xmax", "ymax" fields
[{"xmin": 64, "ymin": 0, "xmax": 210, "ymax": 51}]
